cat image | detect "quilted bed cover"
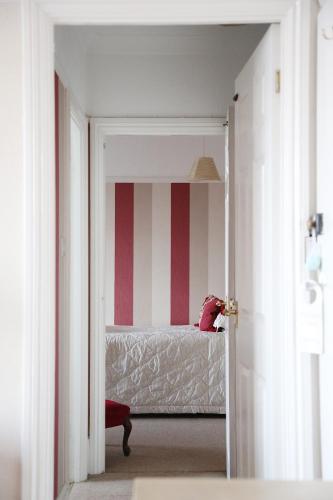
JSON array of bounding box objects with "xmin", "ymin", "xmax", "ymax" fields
[{"xmin": 105, "ymin": 325, "xmax": 225, "ymax": 414}]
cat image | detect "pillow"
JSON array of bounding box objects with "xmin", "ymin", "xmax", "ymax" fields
[{"xmin": 199, "ymin": 295, "xmax": 225, "ymax": 332}]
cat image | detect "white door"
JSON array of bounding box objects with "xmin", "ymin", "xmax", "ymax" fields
[
  {"xmin": 225, "ymin": 104, "xmax": 237, "ymax": 478},
  {"xmin": 317, "ymin": 1, "xmax": 333, "ymax": 480},
  {"xmin": 225, "ymin": 24, "xmax": 280, "ymax": 478}
]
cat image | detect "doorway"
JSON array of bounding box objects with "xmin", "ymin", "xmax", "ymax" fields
[
  {"xmin": 22, "ymin": 2, "xmax": 317, "ymax": 498},
  {"xmin": 103, "ymin": 133, "xmax": 225, "ymax": 480},
  {"xmin": 55, "ymin": 22, "xmax": 277, "ymax": 493}
]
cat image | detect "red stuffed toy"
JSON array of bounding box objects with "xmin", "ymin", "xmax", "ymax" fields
[{"xmin": 197, "ymin": 295, "xmax": 225, "ymax": 332}]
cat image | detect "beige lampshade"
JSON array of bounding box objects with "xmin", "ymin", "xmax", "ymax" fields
[{"xmin": 190, "ymin": 156, "xmax": 221, "ymax": 181}]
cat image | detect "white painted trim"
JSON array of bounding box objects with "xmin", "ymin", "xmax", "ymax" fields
[
  {"xmin": 106, "ymin": 176, "xmax": 224, "ymax": 183},
  {"xmin": 37, "ymin": 1, "xmax": 293, "ymax": 25},
  {"xmin": 91, "ymin": 117, "xmax": 226, "ymax": 136},
  {"xmin": 69, "ymin": 97, "xmax": 89, "ymax": 482},
  {"xmin": 21, "ymin": 0, "xmax": 317, "ymax": 494},
  {"xmin": 22, "ymin": 3, "xmax": 56, "ymax": 499}
]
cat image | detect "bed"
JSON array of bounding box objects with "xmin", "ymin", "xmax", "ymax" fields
[{"xmin": 105, "ymin": 325, "xmax": 225, "ymax": 414}]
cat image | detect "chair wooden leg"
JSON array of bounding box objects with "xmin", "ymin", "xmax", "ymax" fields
[{"xmin": 122, "ymin": 416, "xmax": 132, "ymax": 456}]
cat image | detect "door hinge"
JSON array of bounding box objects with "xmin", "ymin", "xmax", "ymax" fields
[{"xmin": 275, "ymin": 70, "xmax": 281, "ymax": 94}]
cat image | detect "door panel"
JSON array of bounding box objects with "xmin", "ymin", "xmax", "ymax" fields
[{"xmin": 226, "ymin": 24, "xmax": 280, "ymax": 478}]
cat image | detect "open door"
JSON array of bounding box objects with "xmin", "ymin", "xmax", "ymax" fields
[
  {"xmin": 225, "ymin": 104, "xmax": 237, "ymax": 478},
  {"xmin": 225, "ymin": 24, "xmax": 280, "ymax": 478}
]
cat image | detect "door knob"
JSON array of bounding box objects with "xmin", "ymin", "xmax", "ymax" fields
[{"xmin": 224, "ymin": 298, "xmax": 239, "ymax": 328}]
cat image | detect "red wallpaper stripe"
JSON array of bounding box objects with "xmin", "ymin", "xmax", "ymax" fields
[
  {"xmin": 114, "ymin": 184, "xmax": 134, "ymax": 325},
  {"xmin": 54, "ymin": 72, "xmax": 59, "ymax": 500},
  {"xmin": 171, "ymin": 183, "xmax": 190, "ymax": 324}
]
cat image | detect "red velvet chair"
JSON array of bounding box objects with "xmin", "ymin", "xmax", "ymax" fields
[{"xmin": 105, "ymin": 400, "xmax": 132, "ymax": 456}]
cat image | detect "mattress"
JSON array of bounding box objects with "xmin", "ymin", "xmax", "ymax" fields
[{"xmin": 105, "ymin": 325, "xmax": 225, "ymax": 414}]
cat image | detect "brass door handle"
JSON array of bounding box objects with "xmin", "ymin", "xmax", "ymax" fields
[{"xmin": 224, "ymin": 298, "xmax": 238, "ymax": 328}]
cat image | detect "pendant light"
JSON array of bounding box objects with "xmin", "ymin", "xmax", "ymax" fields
[{"xmin": 190, "ymin": 136, "xmax": 221, "ymax": 181}]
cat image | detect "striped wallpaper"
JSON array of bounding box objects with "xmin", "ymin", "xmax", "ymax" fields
[{"xmin": 105, "ymin": 183, "xmax": 225, "ymax": 326}]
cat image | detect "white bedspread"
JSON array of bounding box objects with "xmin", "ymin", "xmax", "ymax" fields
[{"xmin": 105, "ymin": 325, "xmax": 225, "ymax": 414}]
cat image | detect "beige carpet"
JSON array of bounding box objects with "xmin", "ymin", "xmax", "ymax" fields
[
  {"xmin": 69, "ymin": 472, "xmax": 226, "ymax": 500},
  {"xmin": 106, "ymin": 417, "xmax": 226, "ymax": 449},
  {"xmin": 106, "ymin": 445, "xmax": 225, "ymax": 473},
  {"xmin": 69, "ymin": 418, "xmax": 226, "ymax": 500},
  {"xmin": 69, "ymin": 475, "xmax": 132, "ymax": 500}
]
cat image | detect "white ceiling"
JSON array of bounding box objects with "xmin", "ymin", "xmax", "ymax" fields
[
  {"xmin": 54, "ymin": 24, "xmax": 268, "ymax": 117},
  {"xmin": 68, "ymin": 25, "xmax": 268, "ymax": 56}
]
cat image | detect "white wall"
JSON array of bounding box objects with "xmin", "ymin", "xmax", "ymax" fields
[
  {"xmin": 0, "ymin": 4, "xmax": 23, "ymax": 499},
  {"xmin": 104, "ymin": 134, "xmax": 224, "ymax": 181},
  {"xmin": 54, "ymin": 25, "xmax": 267, "ymax": 118}
]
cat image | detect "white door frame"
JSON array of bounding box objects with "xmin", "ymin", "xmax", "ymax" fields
[
  {"xmin": 55, "ymin": 82, "xmax": 89, "ymax": 496},
  {"xmin": 21, "ymin": 0, "xmax": 317, "ymax": 497},
  {"xmin": 56, "ymin": 75, "xmax": 71, "ymax": 497},
  {"xmin": 90, "ymin": 116, "xmax": 225, "ymax": 473},
  {"xmin": 68, "ymin": 98, "xmax": 89, "ymax": 482}
]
